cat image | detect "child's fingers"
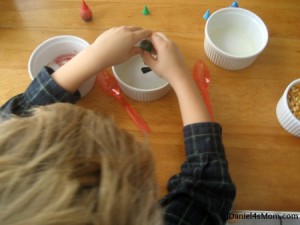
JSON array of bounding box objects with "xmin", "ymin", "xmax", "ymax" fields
[
  {"xmin": 132, "ymin": 29, "xmax": 152, "ymax": 44},
  {"xmin": 125, "ymin": 25, "xmax": 143, "ymax": 31},
  {"xmin": 130, "ymin": 47, "xmax": 143, "ymax": 57},
  {"xmin": 149, "ymin": 33, "xmax": 163, "ymax": 47},
  {"xmin": 151, "ymin": 32, "xmax": 170, "ymax": 47},
  {"xmin": 153, "ymin": 32, "xmax": 169, "ymax": 41},
  {"xmin": 142, "ymin": 50, "xmax": 156, "ymax": 68}
]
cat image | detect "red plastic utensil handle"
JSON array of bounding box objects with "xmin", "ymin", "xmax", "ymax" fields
[
  {"xmin": 118, "ymin": 96, "xmax": 151, "ymax": 134},
  {"xmin": 96, "ymin": 71, "xmax": 150, "ymax": 134}
]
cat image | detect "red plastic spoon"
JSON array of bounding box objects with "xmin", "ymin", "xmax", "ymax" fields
[
  {"xmin": 96, "ymin": 71, "xmax": 151, "ymax": 134},
  {"xmin": 192, "ymin": 59, "xmax": 214, "ymax": 121}
]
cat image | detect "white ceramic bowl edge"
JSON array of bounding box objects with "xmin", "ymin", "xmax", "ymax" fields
[
  {"xmin": 276, "ymin": 79, "xmax": 300, "ymax": 137},
  {"xmin": 117, "ymin": 81, "xmax": 171, "ymax": 101},
  {"xmin": 204, "ymin": 37, "xmax": 258, "ymax": 70},
  {"xmin": 28, "ymin": 35, "xmax": 95, "ymax": 97},
  {"xmin": 204, "ymin": 7, "xmax": 268, "ymax": 70},
  {"xmin": 112, "ymin": 55, "xmax": 170, "ymax": 102}
]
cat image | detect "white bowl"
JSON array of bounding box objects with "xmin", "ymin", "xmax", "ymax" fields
[
  {"xmin": 28, "ymin": 35, "xmax": 95, "ymax": 97},
  {"xmin": 112, "ymin": 55, "xmax": 170, "ymax": 101},
  {"xmin": 276, "ymin": 78, "xmax": 300, "ymax": 137},
  {"xmin": 204, "ymin": 8, "xmax": 268, "ymax": 70}
]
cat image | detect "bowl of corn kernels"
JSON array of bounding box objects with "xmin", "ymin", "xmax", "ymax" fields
[
  {"xmin": 287, "ymin": 84, "xmax": 300, "ymax": 120},
  {"xmin": 276, "ymin": 79, "xmax": 300, "ymax": 137}
]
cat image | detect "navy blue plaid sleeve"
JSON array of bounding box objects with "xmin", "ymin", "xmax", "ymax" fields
[
  {"xmin": 160, "ymin": 122, "xmax": 236, "ymax": 225},
  {"xmin": 0, "ymin": 67, "xmax": 81, "ymax": 120}
]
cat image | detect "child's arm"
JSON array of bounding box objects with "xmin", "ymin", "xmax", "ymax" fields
[
  {"xmin": 0, "ymin": 26, "xmax": 151, "ymax": 119},
  {"xmin": 142, "ymin": 33, "xmax": 211, "ymax": 125},
  {"xmin": 52, "ymin": 26, "xmax": 151, "ymax": 93},
  {"xmin": 143, "ymin": 33, "xmax": 236, "ymax": 225}
]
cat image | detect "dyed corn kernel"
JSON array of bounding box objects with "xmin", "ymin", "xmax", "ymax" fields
[{"xmin": 287, "ymin": 84, "xmax": 300, "ymax": 120}]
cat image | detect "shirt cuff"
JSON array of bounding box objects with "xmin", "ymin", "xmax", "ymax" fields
[
  {"xmin": 183, "ymin": 122, "xmax": 224, "ymax": 158},
  {"xmin": 24, "ymin": 66, "xmax": 81, "ymax": 106}
]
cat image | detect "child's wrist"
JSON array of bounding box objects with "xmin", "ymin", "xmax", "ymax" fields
[
  {"xmin": 169, "ymin": 71, "xmax": 192, "ymax": 90},
  {"xmin": 83, "ymin": 46, "xmax": 107, "ymax": 73}
]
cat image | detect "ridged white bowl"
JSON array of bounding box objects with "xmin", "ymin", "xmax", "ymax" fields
[
  {"xmin": 28, "ymin": 35, "xmax": 95, "ymax": 97},
  {"xmin": 112, "ymin": 55, "xmax": 170, "ymax": 102},
  {"xmin": 276, "ymin": 78, "xmax": 300, "ymax": 137},
  {"xmin": 204, "ymin": 8, "xmax": 268, "ymax": 70}
]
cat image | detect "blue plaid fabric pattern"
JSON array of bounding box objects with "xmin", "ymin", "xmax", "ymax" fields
[
  {"xmin": 161, "ymin": 123, "xmax": 236, "ymax": 224},
  {"xmin": 0, "ymin": 67, "xmax": 80, "ymax": 120}
]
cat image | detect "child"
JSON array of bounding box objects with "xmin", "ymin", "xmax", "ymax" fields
[{"xmin": 0, "ymin": 26, "xmax": 235, "ymax": 225}]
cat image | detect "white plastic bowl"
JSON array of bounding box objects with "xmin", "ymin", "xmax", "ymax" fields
[
  {"xmin": 112, "ymin": 55, "xmax": 170, "ymax": 101},
  {"xmin": 28, "ymin": 35, "xmax": 95, "ymax": 97},
  {"xmin": 204, "ymin": 8, "xmax": 268, "ymax": 70},
  {"xmin": 276, "ymin": 78, "xmax": 300, "ymax": 137}
]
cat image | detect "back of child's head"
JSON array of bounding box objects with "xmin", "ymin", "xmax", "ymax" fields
[{"xmin": 0, "ymin": 103, "xmax": 162, "ymax": 225}]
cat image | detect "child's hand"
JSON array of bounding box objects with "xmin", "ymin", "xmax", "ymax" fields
[
  {"xmin": 52, "ymin": 26, "xmax": 151, "ymax": 94},
  {"xmin": 90, "ymin": 26, "xmax": 151, "ymax": 69},
  {"xmin": 142, "ymin": 33, "xmax": 190, "ymax": 85},
  {"xmin": 142, "ymin": 32, "xmax": 211, "ymax": 125}
]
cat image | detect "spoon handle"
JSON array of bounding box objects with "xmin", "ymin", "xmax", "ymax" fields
[
  {"xmin": 118, "ymin": 96, "xmax": 151, "ymax": 134},
  {"xmin": 96, "ymin": 71, "xmax": 150, "ymax": 134}
]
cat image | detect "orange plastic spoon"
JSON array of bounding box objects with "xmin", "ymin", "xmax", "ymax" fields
[
  {"xmin": 96, "ymin": 71, "xmax": 151, "ymax": 134},
  {"xmin": 192, "ymin": 59, "xmax": 214, "ymax": 121}
]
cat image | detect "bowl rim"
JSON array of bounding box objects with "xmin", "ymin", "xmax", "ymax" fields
[
  {"xmin": 283, "ymin": 78, "xmax": 300, "ymax": 124},
  {"xmin": 112, "ymin": 64, "xmax": 170, "ymax": 92},
  {"xmin": 205, "ymin": 7, "xmax": 269, "ymax": 59},
  {"xmin": 28, "ymin": 35, "xmax": 90, "ymax": 80}
]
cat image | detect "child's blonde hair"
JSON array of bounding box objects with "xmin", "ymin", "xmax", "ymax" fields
[{"xmin": 0, "ymin": 103, "xmax": 162, "ymax": 225}]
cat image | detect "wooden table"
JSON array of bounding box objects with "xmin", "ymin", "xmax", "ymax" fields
[{"xmin": 1, "ymin": 0, "xmax": 300, "ymax": 211}]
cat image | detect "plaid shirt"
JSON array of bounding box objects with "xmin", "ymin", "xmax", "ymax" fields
[
  {"xmin": 0, "ymin": 67, "xmax": 80, "ymax": 119},
  {"xmin": 0, "ymin": 67, "xmax": 236, "ymax": 225},
  {"xmin": 161, "ymin": 123, "xmax": 236, "ymax": 225}
]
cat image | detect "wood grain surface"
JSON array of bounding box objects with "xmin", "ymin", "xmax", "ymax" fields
[{"xmin": 0, "ymin": 0, "xmax": 300, "ymax": 211}]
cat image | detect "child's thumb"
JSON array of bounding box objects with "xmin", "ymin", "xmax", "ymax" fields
[{"xmin": 142, "ymin": 51, "xmax": 156, "ymax": 68}]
